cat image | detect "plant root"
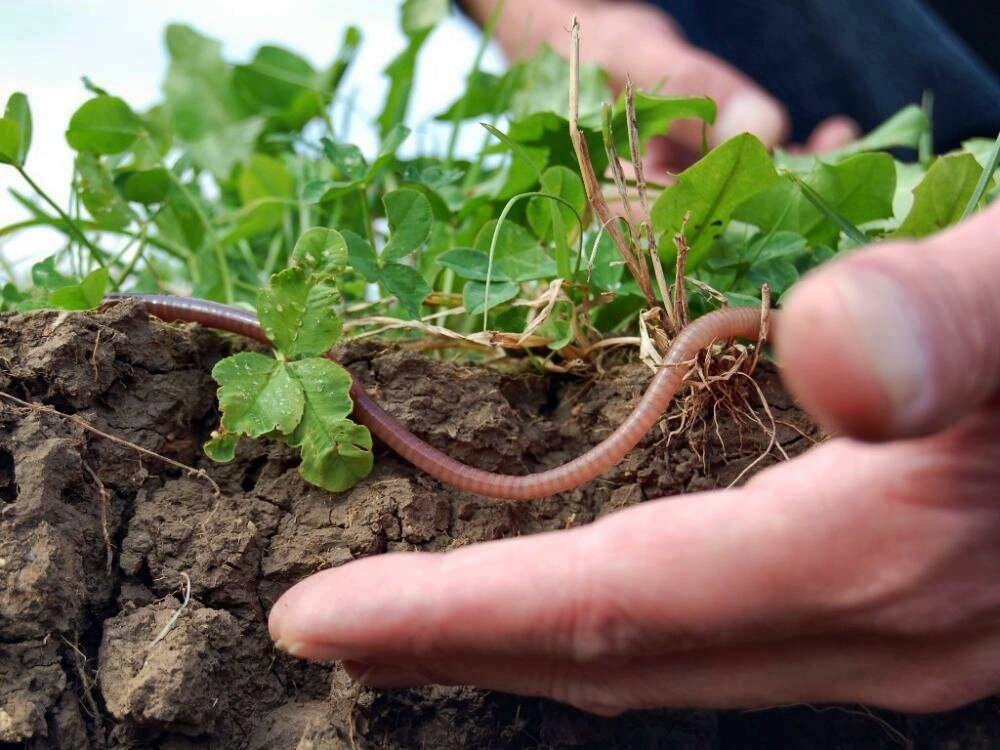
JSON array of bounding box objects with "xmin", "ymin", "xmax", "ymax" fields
[
  {"xmin": 148, "ymin": 572, "xmax": 192, "ymax": 650},
  {"xmin": 82, "ymin": 461, "xmax": 115, "ymax": 574}
]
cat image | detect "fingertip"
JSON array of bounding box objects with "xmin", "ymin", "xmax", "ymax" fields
[
  {"xmin": 711, "ymin": 89, "xmax": 790, "ymax": 149},
  {"xmin": 777, "ymin": 206, "xmax": 1000, "ymax": 443},
  {"xmin": 268, "ymin": 555, "xmax": 421, "ymax": 659},
  {"xmin": 776, "ymin": 262, "xmax": 908, "ymax": 441},
  {"xmin": 805, "ymin": 116, "xmax": 861, "ymax": 153}
]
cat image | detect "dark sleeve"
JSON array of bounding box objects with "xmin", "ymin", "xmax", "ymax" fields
[{"xmin": 651, "ymin": 0, "xmax": 1000, "ymax": 149}]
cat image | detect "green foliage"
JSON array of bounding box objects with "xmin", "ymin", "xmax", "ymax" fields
[
  {"xmin": 117, "ymin": 167, "xmax": 170, "ymax": 204},
  {"xmin": 651, "ymin": 134, "xmax": 780, "ymax": 267},
  {"xmin": 382, "ymin": 188, "xmax": 433, "ymax": 262},
  {"xmin": 378, "ymin": 0, "xmax": 450, "ymax": 139},
  {"xmin": 608, "ymin": 91, "xmax": 716, "ymax": 156},
  {"xmin": 3, "ymin": 256, "xmax": 111, "ymax": 312},
  {"xmin": 526, "ymin": 166, "xmax": 587, "ymax": 242},
  {"xmin": 213, "ymin": 352, "xmax": 305, "ymax": 437},
  {"xmin": 0, "ymin": 92, "xmax": 32, "ymax": 166},
  {"xmin": 736, "ymin": 153, "xmax": 897, "ymax": 246},
  {"xmin": 828, "ymin": 104, "xmax": 930, "ymax": 157},
  {"xmin": 48, "ymin": 267, "xmax": 110, "ymax": 310},
  {"xmin": 2, "ymin": 1, "xmax": 997, "ymax": 492},
  {"xmin": 66, "ymin": 96, "xmax": 141, "ymax": 154},
  {"xmin": 163, "ymin": 24, "xmax": 248, "ymax": 142},
  {"xmin": 893, "ymin": 153, "xmax": 983, "ymax": 237},
  {"xmin": 208, "ymin": 228, "xmax": 373, "ymax": 492},
  {"xmin": 75, "ymin": 151, "xmax": 136, "ymax": 229}
]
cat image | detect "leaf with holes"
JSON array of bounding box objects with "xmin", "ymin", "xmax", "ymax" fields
[{"xmin": 212, "ymin": 352, "xmax": 304, "ymax": 438}]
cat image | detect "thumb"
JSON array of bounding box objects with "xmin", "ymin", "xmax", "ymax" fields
[{"xmin": 775, "ymin": 202, "xmax": 1000, "ymax": 441}]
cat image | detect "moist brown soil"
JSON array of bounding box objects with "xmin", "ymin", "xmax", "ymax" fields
[{"xmin": 0, "ymin": 301, "xmax": 996, "ymax": 749}]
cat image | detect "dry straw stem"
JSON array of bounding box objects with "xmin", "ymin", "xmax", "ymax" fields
[
  {"xmin": 746, "ymin": 283, "xmax": 772, "ymax": 376},
  {"xmin": 569, "ymin": 16, "xmax": 657, "ymax": 310},
  {"xmin": 625, "ymin": 78, "xmax": 673, "ymax": 333},
  {"xmin": 671, "ymin": 215, "xmax": 693, "ymax": 332},
  {"xmin": 148, "ymin": 572, "xmax": 192, "ymax": 650}
]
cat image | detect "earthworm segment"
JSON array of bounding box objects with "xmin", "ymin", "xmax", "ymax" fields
[{"xmin": 106, "ymin": 294, "xmax": 773, "ymax": 500}]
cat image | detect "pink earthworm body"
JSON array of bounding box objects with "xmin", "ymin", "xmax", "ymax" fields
[{"xmin": 105, "ymin": 294, "xmax": 773, "ymax": 500}]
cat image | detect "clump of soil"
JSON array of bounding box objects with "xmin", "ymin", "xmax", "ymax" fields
[{"xmin": 0, "ymin": 301, "xmax": 995, "ymax": 749}]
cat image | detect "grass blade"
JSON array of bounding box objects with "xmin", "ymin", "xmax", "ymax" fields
[
  {"xmin": 960, "ymin": 131, "xmax": 1000, "ymax": 221},
  {"xmin": 787, "ymin": 173, "xmax": 869, "ymax": 246}
]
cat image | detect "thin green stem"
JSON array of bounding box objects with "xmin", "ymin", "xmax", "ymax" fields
[
  {"xmin": 358, "ymin": 185, "xmax": 375, "ymax": 248},
  {"xmin": 282, "ymin": 209, "xmax": 294, "ymax": 268},
  {"xmin": 444, "ymin": 0, "xmax": 506, "ymax": 169},
  {"xmin": 961, "ymin": 131, "xmax": 1000, "ymax": 221},
  {"xmin": 15, "ymin": 166, "xmax": 107, "ymax": 265},
  {"xmin": 262, "ymin": 232, "xmax": 284, "ymax": 281},
  {"xmin": 482, "ymin": 191, "xmax": 584, "ymax": 330},
  {"xmin": 787, "ymin": 173, "xmax": 869, "ymax": 247},
  {"xmin": 237, "ymin": 240, "xmax": 258, "ymax": 276},
  {"xmin": 112, "ymin": 224, "xmax": 149, "ymax": 290},
  {"xmin": 166, "ymin": 169, "xmax": 233, "ymax": 302},
  {"xmin": 462, "ymin": 65, "xmax": 521, "ymax": 191},
  {"xmin": 919, "ymin": 91, "xmax": 934, "ymax": 168},
  {"xmin": 297, "ymin": 162, "xmax": 312, "ymax": 238},
  {"xmin": 462, "ymin": 129, "xmax": 495, "ymax": 191},
  {"xmin": 0, "ymin": 216, "xmax": 192, "ymax": 263}
]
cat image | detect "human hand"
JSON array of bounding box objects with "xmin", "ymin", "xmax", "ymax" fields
[
  {"xmin": 268, "ymin": 202, "xmax": 1000, "ymax": 714},
  {"xmin": 459, "ymin": 0, "xmax": 859, "ymax": 172}
]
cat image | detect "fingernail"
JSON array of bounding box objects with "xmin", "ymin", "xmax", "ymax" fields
[
  {"xmin": 712, "ymin": 91, "xmax": 786, "ymax": 148},
  {"xmin": 835, "ymin": 269, "xmax": 934, "ymax": 431}
]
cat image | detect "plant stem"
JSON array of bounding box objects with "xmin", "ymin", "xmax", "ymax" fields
[
  {"xmin": 166, "ymin": 169, "xmax": 233, "ymax": 303},
  {"xmin": 112, "ymin": 223, "xmax": 149, "ymax": 290},
  {"xmin": 15, "ymin": 166, "xmax": 107, "ymax": 265},
  {"xmin": 0, "ymin": 216, "xmax": 192, "ymax": 263},
  {"xmin": 961, "ymin": 131, "xmax": 1000, "ymax": 221},
  {"xmin": 482, "ymin": 191, "xmax": 584, "ymax": 330},
  {"xmin": 919, "ymin": 90, "xmax": 934, "ymax": 168},
  {"xmin": 358, "ymin": 185, "xmax": 375, "ymax": 248},
  {"xmin": 787, "ymin": 173, "xmax": 869, "ymax": 246},
  {"xmin": 444, "ymin": 0, "xmax": 506, "ymax": 170}
]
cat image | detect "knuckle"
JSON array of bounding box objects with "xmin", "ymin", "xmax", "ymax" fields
[{"xmin": 561, "ymin": 536, "xmax": 648, "ymax": 664}]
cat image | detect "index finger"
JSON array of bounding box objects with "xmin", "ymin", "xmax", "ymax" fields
[{"xmin": 267, "ymin": 442, "xmax": 869, "ymax": 664}]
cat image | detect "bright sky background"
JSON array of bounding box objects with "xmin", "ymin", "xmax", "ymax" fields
[{"xmin": 0, "ymin": 0, "xmax": 504, "ymax": 281}]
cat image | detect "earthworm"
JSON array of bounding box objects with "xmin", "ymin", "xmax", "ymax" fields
[{"xmin": 105, "ymin": 294, "xmax": 773, "ymax": 500}]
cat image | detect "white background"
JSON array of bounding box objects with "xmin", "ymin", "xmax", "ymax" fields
[{"xmin": 0, "ymin": 0, "xmax": 504, "ymax": 281}]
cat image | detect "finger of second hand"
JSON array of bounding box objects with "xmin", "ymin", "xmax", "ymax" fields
[
  {"xmin": 804, "ymin": 116, "xmax": 861, "ymax": 153},
  {"xmin": 268, "ymin": 446, "xmax": 867, "ymax": 665}
]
